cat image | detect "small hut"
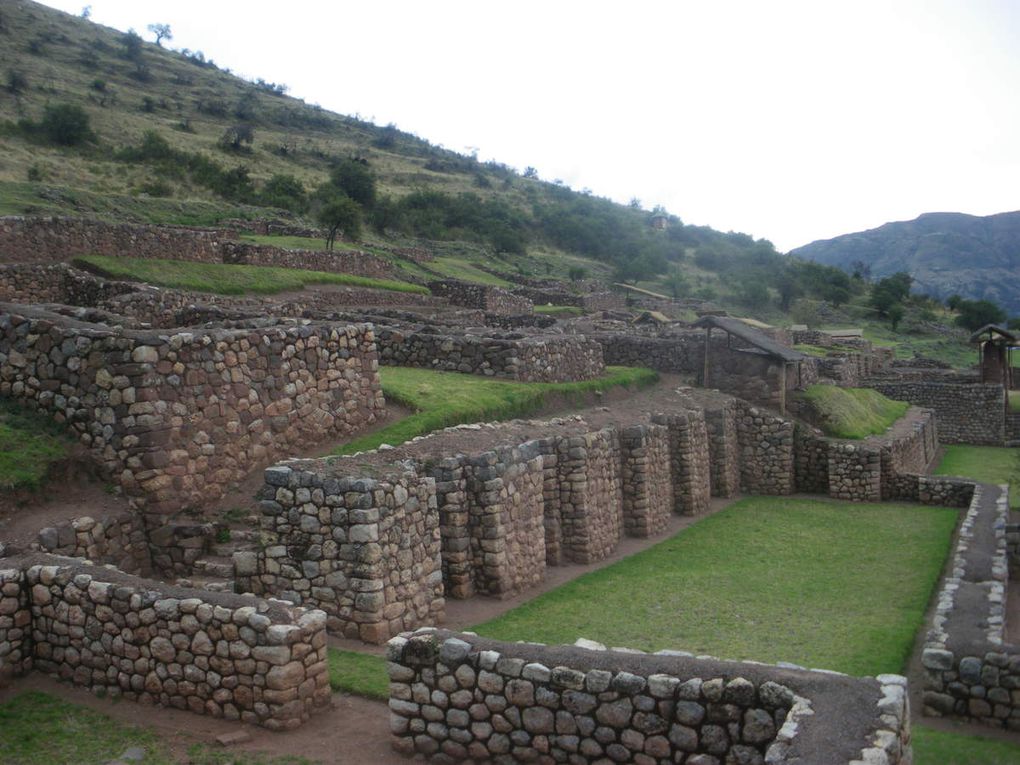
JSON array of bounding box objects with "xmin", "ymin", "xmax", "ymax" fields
[{"xmin": 969, "ymin": 324, "xmax": 1017, "ymax": 388}]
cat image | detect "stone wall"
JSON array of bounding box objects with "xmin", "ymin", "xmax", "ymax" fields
[
  {"xmin": 515, "ymin": 287, "xmax": 625, "ymax": 313},
  {"xmin": 0, "ymin": 216, "xmax": 395, "ymax": 279},
  {"xmin": 653, "ymin": 409, "xmax": 711, "ymax": 516},
  {"xmin": 703, "ymin": 399, "xmax": 741, "ymax": 498},
  {"xmin": 920, "ymin": 484, "xmax": 1020, "ymax": 728},
  {"xmin": 35, "ymin": 509, "xmax": 151, "ymax": 576},
  {"xmin": 235, "ymin": 463, "xmax": 445, "ymax": 644},
  {"xmin": 387, "ymin": 629, "xmax": 912, "ymax": 764},
  {"xmin": 827, "ymin": 443, "xmax": 882, "ymax": 502},
  {"xmin": 429, "ymin": 444, "xmax": 546, "ymax": 600},
  {"xmin": 595, "ymin": 334, "xmax": 693, "ymax": 373},
  {"xmin": 375, "ymin": 326, "xmax": 606, "ymax": 383},
  {"xmin": 0, "ymin": 305, "xmax": 385, "ymax": 545},
  {"xmin": 619, "ymin": 424, "xmax": 672, "ymax": 538},
  {"xmin": 556, "ymin": 428, "xmax": 624, "ymax": 565},
  {"xmin": 863, "ymin": 378, "xmax": 1006, "ymax": 445},
  {"xmin": 735, "ymin": 403, "xmax": 795, "ymax": 496},
  {"xmin": 428, "ymin": 280, "xmax": 533, "ymax": 316},
  {"xmin": 0, "ymin": 554, "xmax": 330, "ymax": 728}
]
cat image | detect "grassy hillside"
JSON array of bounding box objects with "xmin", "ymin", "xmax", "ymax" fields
[{"xmin": 797, "ymin": 385, "xmax": 909, "ymax": 439}]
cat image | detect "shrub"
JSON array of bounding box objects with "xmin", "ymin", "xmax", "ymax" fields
[
  {"xmin": 219, "ymin": 123, "xmax": 254, "ymax": 153},
  {"xmin": 329, "ymin": 157, "xmax": 376, "ymax": 208},
  {"xmin": 259, "ymin": 173, "xmax": 306, "ymax": 213},
  {"xmin": 318, "ymin": 195, "xmax": 363, "ymax": 249},
  {"xmin": 6, "ymin": 69, "xmax": 27, "ymax": 95},
  {"xmin": 38, "ymin": 103, "xmax": 94, "ymax": 146},
  {"xmin": 89, "ymin": 78, "xmax": 106, "ymax": 92}
]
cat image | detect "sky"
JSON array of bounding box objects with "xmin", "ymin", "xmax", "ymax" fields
[{"xmin": 36, "ymin": 0, "xmax": 1020, "ymax": 251}]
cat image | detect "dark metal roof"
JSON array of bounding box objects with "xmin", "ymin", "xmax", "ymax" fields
[
  {"xmin": 968, "ymin": 324, "xmax": 1018, "ymax": 344},
  {"xmin": 692, "ymin": 315, "xmax": 807, "ymax": 362}
]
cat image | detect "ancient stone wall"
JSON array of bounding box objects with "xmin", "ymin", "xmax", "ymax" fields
[
  {"xmin": 428, "ymin": 280, "xmax": 533, "ymax": 315},
  {"xmin": 0, "ymin": 216, "xmax": 394, "ymax": 279},
  {"xmin": 515, "ymin": 288, "xmax": 625, "ymax": 313},
  {"xmin": 0, "ymin": 554, "xmax": 330, "ymax": 728},
  {"xmin": 703, "ymin": 399, "xmax": 741, "ymax": 498},
  {"xmin": 557, "ymin": 429, "xmax": 624, "ymax": 564},
  {"xmin": 36, "ymin": 510, "xmax": 151, "ymax": 576},
  {"xmin": 387, "ymin": 629, "xmax": 912, "ymax": 764},
  {"xmin": 375, "ymin": 326, "xmax": 606, "ymax": 383},
  {"xmin": 794, "ymin": 426, "xmax": 829, "ymax": 495},
  {"xmin": 826, "ymin": 443, "xmax": 882, "ymax": 502},
  {"xmin": 619, "ymin": 424, "xmax": 673, "ymax": 538},
  {"xmin": 0, "ymin": 305, "xmax": 384, "ymax": 546},
  {"xmin": 594, "ymin": 334, "xmax": 693, "ymax": 373},
  {"xmin": 652, "ymin": 409, "xmax": 711, "ymax": 516},
  {"xmin": 862, "ymin": 378, "xmax": 1005, "ymax": 445},
  {"xmin": 429, "ymin": 444, "xmax": 546, "ymax": 600},
  {"xmin": 920, "ymin": 484, "xmax": 1020, "ymax": 728},
  {"xmin": 735, "ymin": 403, "xmax": 795, "ymax": 495},
  {"xmin": 235, "ymin": 463, "xmax": 445, "ymax": 644}
]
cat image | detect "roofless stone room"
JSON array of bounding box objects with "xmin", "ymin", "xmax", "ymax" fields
[{"xmin": 2, "ymin": 1, "xmax": 1020, "ymax": 763}]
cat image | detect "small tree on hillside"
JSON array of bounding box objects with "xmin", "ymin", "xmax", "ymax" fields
[
  {"xmin": 38, "ymin": 103, "xmax": 94, "ymax": 146},
  {"xmin": 219, "ymin": 123, "xmax": 254, "ymax": 153},
  {"xmin": 329, "ymin": 158, "xmax": 376, "ymax": 208},
  {"xmin": 147, "ymin": 23, "xmax": 172, "ymax": 47},
  {"xmin": 317, "ymin": 196, "xmax": 362, "ymax": 250},
  {"xmin": 954, "ymin": 298, "xmax": 1007, "ymax": 331}
]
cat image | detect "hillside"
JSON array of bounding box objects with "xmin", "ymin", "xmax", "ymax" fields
[
  {"xmin": 0, "ymin": 0, "xmax": 776, "ymax": 290},
  {"xmin": 790, "ymin": 211, "xmax": 1020, "ymax": 314}
]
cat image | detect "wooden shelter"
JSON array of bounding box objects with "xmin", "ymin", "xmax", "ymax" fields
[
  {"xmin": 692, "ymin": 315, "xmax": 807, "ymax": 414},
  {"xmin": 969, "ymin": 324, "xmax": 1017, "ymax": 388}
]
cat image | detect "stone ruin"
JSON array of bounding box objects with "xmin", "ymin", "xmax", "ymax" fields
[{"xmin": 0, "ymin": 214, "xmax": 1014, "ymax": 760}]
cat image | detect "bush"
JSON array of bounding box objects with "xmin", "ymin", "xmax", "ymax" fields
[
  {"xmin": 6, "ymin": 69, "xmax": 27, "ymax": 95},
  {"xmin": 317, "ymin": 195, "xmax": 363, "ymax": 249},
  {"xmin": 329, "ymin": 158, "xmax": 376, "ymax": 208},
  {"xmin": 38, "ymin": 103, "xmax": 94, "ymax": 146},
  {"xmin": 258, "ymin": 173, "xmax": 306, "ymax": 213}
]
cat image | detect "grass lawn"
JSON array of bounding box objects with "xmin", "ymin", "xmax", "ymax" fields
[
  {"xmin": 936, "ymin": 445, "xmax": 1020, "ymax": 509},
  {"xmin": 73, "ymin": 255, "xmax": 428, "ymax": 297},
  {"xmin": 0, "ymin": 691, "xmax": 314, "ymax": 765},
  {"xmin": 329, "ymin": 496, "xmax": 956, "ymax": 700},
  {"xmin": 798, "ymin": 385, "xmax": 909, "ymax": 439},
  {"xmin": 0, "ymin": 401, "xmax": 71, "ymax": 491},
  {"xmin": 912, "ymin": 724, "xmax": 1020, "ymax": 764},
  {"xmin": 471, "ymin": 497, "xmax": 955, "ymax": 675},
  {"xmin": 332, "ymin": 365, "xmax": 659, "ymax": 455},
  {"xmin": 1010, "ymin": 389, "xmax": 1020, "ymax": 413},
  {"xmin": 428, "ymin": 256, "xmax": 512, "ymax": 287},
  {"xmin": 534, "ymin": 305, "xmax": 584, "ymax": 317},
  {"xmin": 328, "ymin": 649, "xmax": 389, "ymax": 700}
]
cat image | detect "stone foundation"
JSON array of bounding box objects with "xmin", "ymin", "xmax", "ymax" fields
[
  {"xmin": 863, "ymin": 378, "xmax": 1006, "ymax": 445},
  {"xmin": 653, "ymin": 409, "xmax": 711, "ymax": 516},
  {"xmin": 387, "ymin": 629, "xmax": 912, "ymax": 764},
  {"xmin": 0, "ymin": 554, "xmax": 330, "ymax": 729},
  {"xmin": 428, "ymin": 280, "xmax": 533, "ymax": 315}
]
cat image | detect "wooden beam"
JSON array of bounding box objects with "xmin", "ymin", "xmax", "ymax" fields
[{"xmin": 703, "ymin": 327, "xmax": 711, "ymax": 386}]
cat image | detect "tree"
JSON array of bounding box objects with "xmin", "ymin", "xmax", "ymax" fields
[
  {"xmin": 147, "ymin": 23, "xmax": 172, "ymax": 46},
  {"xmin": 954, "ymin": 299, "xmax": 1007, "ymax": 331},
  {"xmin": 38, "ymin": 103, "xmax": 93, "ymax": 146},
  {"xmin": 850, "ymin": 259, "xmax": 871, "ymax": 281},
  {"xmin": 317, "ymin": 196, "xmax": 362, "ymax": 249},
  {"xmin": 946, "ymin": 294, "xmax": 963, "ymax": 310},
  {"xmin": 888, "ymin": 303, "xmax": 905, "ymax": 331},
  {"xmin": 80, "ymin": 6, "xmax": 91, "ymax": 19},
  {"xmin": 121, "ymin": 29, "xmax": 143, "ymax": 60},
  {"xmin": 664, "ymin": 267, "xmax": 688, "ymax": 299},
  {"xmin": 775, "ymin": 268, "xmax": 803, "ymax": 311},
  {"xmin": 568, "ymin": 266, "xmax": 587, "ymax": 282},
  {"xmin": 523, "ymin": 166, "xmax": 538, "ymax": 179},
  {"xmin": 869, "ymin": 272, "xmax": 912, "ymax": 317},
  {"xmin": 329, "ymin": 158, "xmax": 376, "ymax": 208}
]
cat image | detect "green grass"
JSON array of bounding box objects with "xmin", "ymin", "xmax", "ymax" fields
[
  {"xmin": 792, "ymin": 343, "xmax": 833, "ymax": 358},
  {"xmin": 798, "ymin": 385, "xmax": 909, "ymax": 439},
  {"xmin": 936, "ymin": 445, "xmax": 1020, "ymax": 509},
  {"xmin": 473, "ymin": 497, "xmax": 956, "ymax": 676},
  {"xmin": 0, "ymin": 691, "xmax": 315, "ymax": 765},
  {"xmin": 328, "ymin": 649, "xmax": 389, "ymax": 700},
  {"xmin": 912, "ymin": 724, "xmax": 1020, "ymax": 765},
  {"xmin": 428, "ymin": 256, "xmax": 512, "ymax": 286},
  {"xmin": 1010, "ymin": 389, "xmax": 1020, "ymax": 412},
  {"xmin": 534, "ymin": 305, "xmax": 584, "ymax": 317},
  {"xmin": 73, "ymin": 255, "xmax": 428, "ymax": 296},
  {"xmin": 332, "ymin": 365, "xmax": 659, "ymax": 455},
  {"xmin": 0, "ymin": 401, "xmax": 71, "ymax": 491}
]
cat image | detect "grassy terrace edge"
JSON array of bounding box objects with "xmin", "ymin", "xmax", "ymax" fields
[
  {"xmin": 72, "ymin": 255, "xmax": 430, "ymax": 296},
  {"xmin": 797, "ymin": 385, "xmax": 910, "ymax": 439},
  {"xmin": 330, "ymin": 366, "xmax": 659, "ymax": 456}
]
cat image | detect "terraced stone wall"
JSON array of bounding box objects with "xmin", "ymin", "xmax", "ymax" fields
[
  {"xmin": 35, "ymin": 510, "xmax": 151, "ymax": 576},
  {"xmin": 0, "ymin": 555, "xmax": 330, "ymax": 728},
  {"xmin": 0, "ymin": 305, "xmax": 384, "ymax": 549},
  {"xmin": 387, "ymin": 629, "xmax": 912, "ymax": 764},
  {"xmin": 863, "ymin": 378, "xmax": 1006, "ymax": 445},
  {"xmin": 375, "ymin": 326, "xmax": 606, "ymax": 382},
  {"xmin": 235, "ymin": 464, "xmax": 445, "ymax": 644},
  {"xmin": 619, "ymin": 424, "xmax": 673, "ymax": 537},
  {"xmin": 557, "ymin": 428, "xmax": 623, "ymax": 564},
  {"xmin": 735, "ymin": 403, "xmax": 795, "ymax": 496},
  {"xmin": 703, "ymin": 399, "xmax": 741, "ymax": 498},
  {"xmin": 653, "ymin": 409, "xmax": 712, "ymax": 516},
  {"xmin": 428, "ymin": 280, "xmax": 534, "ymax": 315}
]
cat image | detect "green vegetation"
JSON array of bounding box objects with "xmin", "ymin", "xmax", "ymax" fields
[
  {"xmin": 328, "ymin": 649, "xmax": 389, "ymax": 700},
  {"xmin": 1010, "ymin": 390, "xmax": 1020, "ymax": 413},
  {"xmin": 73, "ymin": 255, "xmax": 427, "ymax": 296},
  {"xmin": 0, "ymin": 401, "xmax": 70, "ymax": 491},
  {"xmin": 936, "ymin": 445, "xmax": 1020, "ymax": 509},
  {"xmin": 792, "ymin": 343, "xmax": 832, "ymax": 358},
  {"xmin": 0, "ymin": 691, "xmax": 314, "ymax": 765},
  {"xmin": 797, "ymin": 385, "xmax": 909, "ymax": 439},
  {"xmin": 472, "ymin": 497, "xmax": 956, "ymax": 675},
  {"xmin": 912, "ymin": 724, "xmax": 1020, "ymax": 765},
  {"xmin": 534, "ymin": 305, "xmax": 584, "ymax": 317},
  {"xmin": 332, "ymin": 366, "xmax": 658, "ymax": 455}
]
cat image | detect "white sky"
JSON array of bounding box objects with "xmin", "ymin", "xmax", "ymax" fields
[{"xmin": 37, "ymin": 0, "xmax": 1020, "ymax": 251}]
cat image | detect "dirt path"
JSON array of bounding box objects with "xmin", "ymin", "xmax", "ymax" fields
[{"xmin": 0, "ymin": 673, "xmax": 403, "ymax": 765}]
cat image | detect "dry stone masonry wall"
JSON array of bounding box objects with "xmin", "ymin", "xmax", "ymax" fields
[
  {"xmin": 235, "ymin": 464, "xmax": 445, "ymax": 645},
  {"xmin": 0, "ymin": 554, "xmax": 330, "ymax": 729},
  {"xmin": 652, "ymin": 409, "xmax": 712, "ymax": 516},
  {"xmin": 428, "ymin": 280, "xmax": 534, "ymax": 316},
  {"xmin": 619, "ymin": 424, "xmax": 673, "ymax": 538},
  {"xmin": 36, "ymin": 509, "xmax": 152, "ymax": 576},
  {"xmin": 387, "ymin": 629, "xmax": 912, "ymax": 764},
  {"xmin": 375, "ymin": 326, "xmax": 606, "ymax": 383},
  {"xmin": 0, "ymin": 305, "xmax": 385, "ymax": 554}
]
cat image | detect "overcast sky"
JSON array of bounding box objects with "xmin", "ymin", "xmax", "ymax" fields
[{"xmin": 37, "ymin": 0, "xmax": 1020, "ymax": 251}]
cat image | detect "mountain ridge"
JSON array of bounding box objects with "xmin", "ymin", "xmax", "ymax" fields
[{"xmin": 789, "ymin": 210, "xmax": 1020, "ymax": 314}]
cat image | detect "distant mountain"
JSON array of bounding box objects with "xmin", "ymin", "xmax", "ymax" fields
[{"xmin": 789, "ymin": 211, "xmax": 1020, "ymax": 314}]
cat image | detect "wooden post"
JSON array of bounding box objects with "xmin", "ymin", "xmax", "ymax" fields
[
  {"xmin": 703, "ymin": 327, "xmax": 711, "ymax": 386},
  {"xmin": 779, "ymin": 362, "xmax": 787, "ymax": 415}
]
